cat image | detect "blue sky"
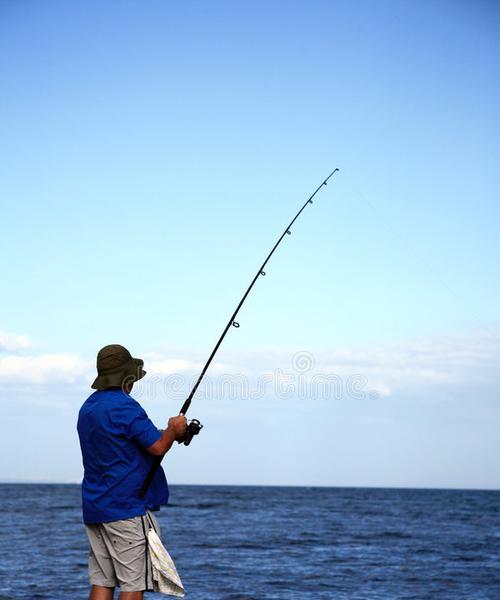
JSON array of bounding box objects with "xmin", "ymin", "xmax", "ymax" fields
[{"xmin": 1, "ymin": 0, "xmax": 499, "ymax": 488}]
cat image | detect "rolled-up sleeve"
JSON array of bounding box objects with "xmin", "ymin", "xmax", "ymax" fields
[{"xmin": 119, "ymin": 399, "xmax": 162, "ymax": 449}]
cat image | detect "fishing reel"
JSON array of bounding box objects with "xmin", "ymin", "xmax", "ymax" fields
[{"xmin": 180, "ymin": 418, "xmax": 203, "ymax": 446}]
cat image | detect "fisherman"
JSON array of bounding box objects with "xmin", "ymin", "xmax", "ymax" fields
[{"xmin": 77, "ymin": 344, "xmax": 187, "ymax": 600}]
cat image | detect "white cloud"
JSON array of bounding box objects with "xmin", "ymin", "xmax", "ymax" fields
[
  {"xmin": 0, "ymin": 329, "xmax": 498, "ymax": 409},
  {"xmin": 142, "ymin": 351, "xmax": 232, "ymax": 375},
  {"xmin": 1, "ymin": 330, "xmax": 497, "ymax": 489},
  {"xmin": 315, "ymin": 330, "xmax": 500, "ymax": 399},
  {"xmin": 147, "ymin": 358, "xmax": 200, "ymax": 375},
  {"xmin": 0, "ymin": 331, "xmax": 33, "ymax": 352},
  {"xmin": 129, "ymin": 329, "xmax": 500, "ymax": 408},
  {"xmin": 0, "ymin": 353, "xmax": 92, "ymax": 384}
]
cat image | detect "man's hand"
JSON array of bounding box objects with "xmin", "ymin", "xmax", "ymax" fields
[
  {"xmin": 167, "ymin": 415, "xmax": 188, "ymax": 441},
  {"xmin": 146, "ymin": 415, "xmax": 188, "ymax": 456}
]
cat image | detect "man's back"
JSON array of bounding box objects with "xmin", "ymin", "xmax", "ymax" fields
[{"xmin": 78, "ymin": 388, "xmax": 169, "ymax": 524}]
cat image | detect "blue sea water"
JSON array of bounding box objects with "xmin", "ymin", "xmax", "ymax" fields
[{"xmin": 0, "ymin": 484, "xmax": 498, "ymax": 599}]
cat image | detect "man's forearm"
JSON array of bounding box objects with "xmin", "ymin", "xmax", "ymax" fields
[
  {"xmin": 147, "ymin": 427, "xmax": 177, "ymax": 456},
  {"xmin": 157, "ymin": 427, "xmax": 177, "ymax": 455},
  {"xmin": 147, "ymin": 415, "xmax": 187, "ymax": 456}
]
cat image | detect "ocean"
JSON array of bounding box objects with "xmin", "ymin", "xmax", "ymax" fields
[{"xmin": 0, "ymin": 484, "xmax": 498, "ymax": 599}]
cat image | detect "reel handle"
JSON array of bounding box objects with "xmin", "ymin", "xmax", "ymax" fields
[{"xmin": 179, "ymin": 418, "xmax": 203, "ymax": 446}]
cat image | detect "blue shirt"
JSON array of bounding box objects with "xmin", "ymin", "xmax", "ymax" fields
[{"xmin": 77, "ymin": 388, "xmax": 169, "ymax": 524}]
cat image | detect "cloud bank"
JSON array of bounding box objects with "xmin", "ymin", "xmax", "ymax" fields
[
  {"xmin": 0, "ymin": 353, "xmax": 91, "ymax": 385},
  {"xmin": 0, "ymin": 328, "xmax": 498, "ymax": 488},
  {"xmin": 0, "ymin": 328, "xmax": 497, "ymax": 408}
]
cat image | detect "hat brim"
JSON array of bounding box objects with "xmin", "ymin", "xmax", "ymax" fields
[{"xmin": 91, "ymin": 357, "xmax": 146, "ymax": 390}]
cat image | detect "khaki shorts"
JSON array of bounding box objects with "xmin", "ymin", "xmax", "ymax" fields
[{"xmin": 86, "ymin": 511, "xmax": 160, "ymax": 592}]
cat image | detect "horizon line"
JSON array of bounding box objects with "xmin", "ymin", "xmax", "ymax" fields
[{"xmin": 1, "ymin": 480, "xmax": 499, "ymax": 492}]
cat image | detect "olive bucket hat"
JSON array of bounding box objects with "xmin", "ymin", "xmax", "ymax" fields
[{"xmin": 91, "ymin": 344, "xmax": 146, "ymax": 390}]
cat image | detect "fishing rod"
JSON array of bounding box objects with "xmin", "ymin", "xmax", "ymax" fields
[{"xmin": 139, "ymin": 168, "xmax": 339, "ymax": 497}]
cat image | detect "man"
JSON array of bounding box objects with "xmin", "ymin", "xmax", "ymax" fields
[{"xmin": 78, "ymin": 344, "xmax": 187, "ymax": 600}]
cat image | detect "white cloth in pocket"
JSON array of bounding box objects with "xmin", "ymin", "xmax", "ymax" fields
[{"xmin": 147, "ymin": 528, "xmax": 185, "ymax": 597}]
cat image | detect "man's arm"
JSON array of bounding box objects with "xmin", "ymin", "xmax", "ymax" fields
[{"xmin": 146, "ymin": 415, "xmax": 187, "ymax": 456}]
